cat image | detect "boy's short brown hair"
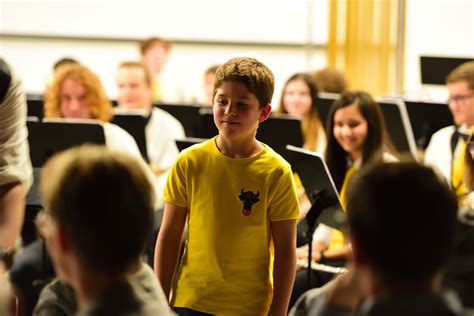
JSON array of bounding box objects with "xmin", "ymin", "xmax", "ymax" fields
[
  {"xmin": 214, "ymin": 57, "xmax": 275, "ymax": 109},
  {"xmin": 139, "ymin": 37, "xmax": 170, "ymax": 55},
  {"xmin": 446, "ymin": 61, "xmax": 474, "ymax": 90},
  {"xmin": 40, "ymin": 145, "xmax": 155, "ymax": 275}
]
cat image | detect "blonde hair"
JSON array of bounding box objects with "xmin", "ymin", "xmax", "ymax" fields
[
  {"xmin": 446, "ymin": 61, "xmax": 474, "ymax": 89},
  {"xmin": 118, "ymin": 61, "xmax": 153, "ymax": 87},
  {"xmin": 44, "ymin": 64, "xmax": 112, "ymax": 122}
]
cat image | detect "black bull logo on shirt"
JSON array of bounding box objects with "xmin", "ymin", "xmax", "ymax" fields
[{"xmin": 239, "ymin": 189, "xmax": 260, "ymax": 216}]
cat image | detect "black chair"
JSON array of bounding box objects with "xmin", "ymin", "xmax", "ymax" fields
[
  {"xmin": 377, "ymin": 98, "xmax": 418, "ymax": 159},
  {"xmin": 155, "ymin": 103, "xmax": 204, "ymax": 137},
  {"xmin": 403, "ymin": 99, "xmax": 454, "ymax": 149}
]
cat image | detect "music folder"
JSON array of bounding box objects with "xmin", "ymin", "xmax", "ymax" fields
[
  {"xmin": 27, "ymin": 118, "xmax": 106, "ymax": 168},
  {"xmin": 111, "ymin": 112, "xmax": 149, "ymax": 162},
  {"xmin": 286, "ymin": 145, "xmax": 347, "ymax": 233},
  {"xmin": 175, "ymin": 137, "xmax": 207, "ymax": 152},
  {"xmin": 199, "ymin": 109, "xmax": 304, "ymax": 161},
  {"xmin": 26, "ymin": 118, "xmax": 106, "ymax": 206}
]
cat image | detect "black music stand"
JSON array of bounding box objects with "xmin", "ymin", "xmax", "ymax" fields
[
  {"xmin": 317, "ymin": 92, "xmax": 340, "ymax": 127},
  {"xmin": 199, "ymin": 109, "xmax": 303, "ymax": 161},
  {"xmin": 403, "ymin": 99, "xmax": 454, "ymax": 149},
  {"xmin": 175, "ymin": 137, "xmax": 207, "ymax": 152},
  {"xmin": 155, "ymin": 103, "xmax": 203, "ymax": 137},
  {"xmin": 420, "ymin": 56, "xmax": 474, "ymax": 85},
  {"xmin": 111, "ymin": 113, "xmax": 149, "ymax": 162},
  {"xmin": 27, "ymin": 118, "xmax": 106, "ymax": 168},
  {"xmin": 26, "ymin": 97, "xmax": 44, "ymax": 120},
  {"xmin": 25, "ymin": 119, "xmax": 106, "ymax": 245},
  {"xmin": 286, "ymin": 145, "xmax": 346, "ymax": 287},
  {"xmin": 377, "ymin": 98, "xmax": 418, "ymax": 159}
]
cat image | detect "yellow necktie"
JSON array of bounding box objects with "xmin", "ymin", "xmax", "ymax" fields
[
  {"xmin": 328, "ymin": 165, "xmax": 357, "ymax": 250},
  {"xmin": 339, "ymin": 165, "xmax": 358, "ymax": 209},
  {"xmin": 452, "ymin": 141, "xmax": 467, "ymax": 197}
]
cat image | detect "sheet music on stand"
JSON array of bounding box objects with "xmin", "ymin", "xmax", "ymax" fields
[
  {"xmin": 175, "ymin": 137, "xmax": 207, "ymax": 152},
  {"xmin": 286, "ymin": 145, "xmax": 347, "ymax": 286},
  {"xmin": 286, "ymin": 145, "xmax": 347, "ymax": 233},
  {"xmin": 28, "ymin": 118, "xmax": 106, "ymax": 168},
  {"xmin": 111, "ymin": 112, "xmax": 150, "ymax": 162}
]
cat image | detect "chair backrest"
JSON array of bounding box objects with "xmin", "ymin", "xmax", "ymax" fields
[{"xmin": 377, "ymin": 98, "xmax": 419, "ymax": 160}]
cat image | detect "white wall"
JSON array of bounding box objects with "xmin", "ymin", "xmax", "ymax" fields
[
  {"xmin": 2, "ymin": 0, "xmax": 473, "ymax": 103},
  {"xmin": 404, "ymin": 0, "xmax": 474, "ymax": 100},
  {"xmin": 0, "ymin": 0, "xmax": 328, "ymax": 106}
]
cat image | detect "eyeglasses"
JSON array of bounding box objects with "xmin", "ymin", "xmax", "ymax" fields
[{"xmin": 447, "ymin": 91, "xmax": 474, "ymax": 104}]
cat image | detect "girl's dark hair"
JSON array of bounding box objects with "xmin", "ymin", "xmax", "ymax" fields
[{"xmin": 325, "ymin": 91, "xmax": 395, "ymax": 190}]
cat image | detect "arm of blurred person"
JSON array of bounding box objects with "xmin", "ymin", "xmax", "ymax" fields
[
  {"xmin": 0, "ymin": 59, "xmax": 32, "ymax": 270},
  {"xmin": 289, "ymin": 265, "xmax": 365, "ymax": 316},
  {"xmin": 154, "ymin": 202, "xmax": 187, "ymax": 300},
  {"xmin": 0, "ymin": 183, "xmax": 25, "ymax": 257},
  {"xmin": 268, "ymin": 219, "xmax": 297, "ymax": 316}
]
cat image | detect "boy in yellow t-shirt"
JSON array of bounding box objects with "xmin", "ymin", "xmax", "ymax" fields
[{"xmin": 155, "ymin": 57, "xmax": 299, "ymax": 315}]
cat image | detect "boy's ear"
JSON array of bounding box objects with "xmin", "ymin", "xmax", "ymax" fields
[
  {"xmin": 258, "ymin": 104, "xmax": 272, "ymax": 122},
  {"xmin": 56, "ymin": 223, "xmax": 71, "ymax": 253}
]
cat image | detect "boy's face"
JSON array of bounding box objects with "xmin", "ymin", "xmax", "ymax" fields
[
  {"xmin": 447, "ymin": 80, "xmax": 474, "ymax": 126},
  {"xmin": 213, "ymin": 81, "xmax": 271, "ymax": 142},
  {"xmin": 143, "ymin": 43, "xmax": 168, "ymax": 75},
  {"xmin": 117, "ymin": 66, "xmax": 153, "ymax": 110}
]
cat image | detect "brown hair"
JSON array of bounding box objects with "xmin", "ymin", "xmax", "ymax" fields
[
  {"xmin": 325, "ymin": 91, "xmax": 396, "ymax": 190},
  {"xmin": 278, "ymin": 73, "xmax": 324, "ymax": 151},
  {"xmin": 214, "ymin": 57, "xmax": 274, "ymax": 109},
  {"xmin": 348, "ymin": 161, "xmax": 457, "ymax": 284},
  {"xmin": 446, "ymin": 61, "xmax": 474, "ymax": 90},
  {"xmin": 139, "ymin": 37, "xmax": 170, "ymax": 55},
  {"xmin": 44, "ymin": 64, "xmax": 112, "ymax": 122},
  {"xmin": 118, "ymin": 61, "xmax": 153, "ymax": 87},
  {"xmin": 312, "ymin": 68, "xmax": 348, "ymax": 94},
  {"xmin": 40, "ymin": 145, "xmax": 155, "ymax": 275}
]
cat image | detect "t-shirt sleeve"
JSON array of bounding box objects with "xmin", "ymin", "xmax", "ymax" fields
[
  {"xmin": 0, "ymin": 64, "xmax": 33, "ymax": 190},
  {"xmin": 163, "ymin": 153, "xmax": 188, "ymax": 208},
  {"xmin": 269, "ymin": 167, "xmax": 300, "ymax": 221}
]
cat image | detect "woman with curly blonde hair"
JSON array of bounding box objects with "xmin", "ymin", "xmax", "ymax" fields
[{"xmin": 44, "ymin": 64, "xmax": 141, "ymax": 157}]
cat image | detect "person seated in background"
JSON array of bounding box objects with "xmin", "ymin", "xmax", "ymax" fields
[
  {"xmin": 312, "ymin": 67, "xmax": 348, "ymax": 94},
  {"xmin": 425, "ymin": 61, "xmax": 474, "ymax": 199},
  {"xmin": 115, "ymin": 61, "xmax": 185, "ymax": 207},
  {"xmin": 114, "ymin": 61, "xmax": 185, "ymax": 266},
  {"xmin": 44, "ymin": 63, "xmax": 142, "ymax": 157},
  {"xmin": 424, "ymin": 61, "xmax": 474, "ymax": 307},
  {"xmin": 290, "ymin": 161, "xmax": 473, "ymax": 316},
  {"xmin": 290, "ymin": 91, "xmax": 397, "ymax": 308},
  {"xmin": 277, "ymin": 73, "xmax": 326, "ymax": 154},
  {"xmin": 140, "ymin": 37, "xmax": 171, "ymax": 102},
  {"xmin": 200, "ymin": 64, "xmax": 220, "ymax": 106},
  {"xmin": 35, "ymin": 145, "xmax": 174, "ymax": 315}
]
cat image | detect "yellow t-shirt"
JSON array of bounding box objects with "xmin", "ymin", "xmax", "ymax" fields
[{"xmin": 164, "ymin": 137, "xmax": 300, "ymax": 315}]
